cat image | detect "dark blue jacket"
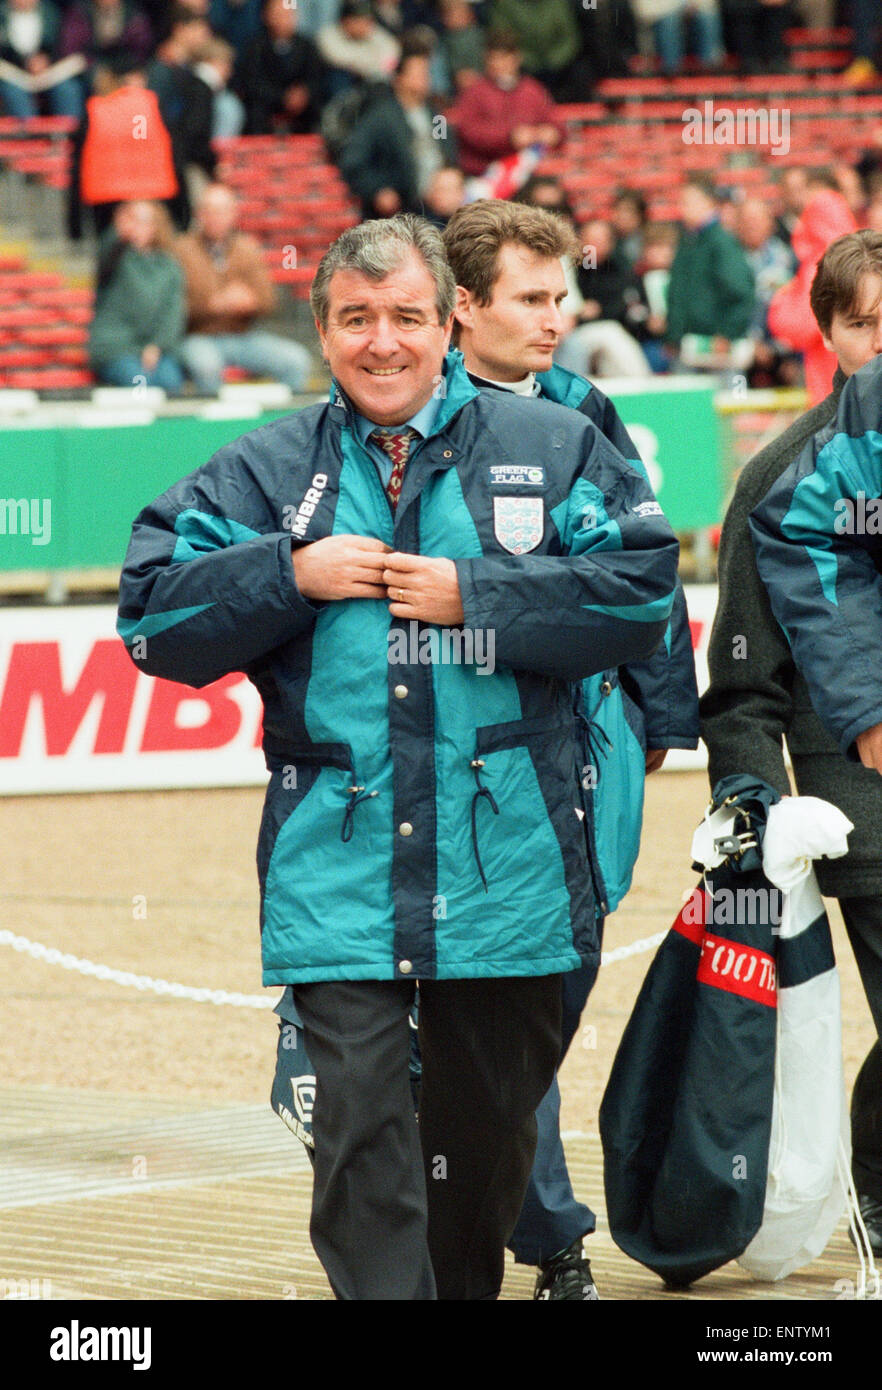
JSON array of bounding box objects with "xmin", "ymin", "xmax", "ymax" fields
[
  {"xmin": 749, "ymin": 352, "xmax": 882, "ymax": 759},
  {"xmin": 536, "ymin": 364, "xmax": 699, "ymax": 909}
]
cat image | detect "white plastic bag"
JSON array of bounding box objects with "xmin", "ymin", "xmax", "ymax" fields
[{"xmin": 738, "ymin": 799, "xmax": 852, "ymax": 1281}]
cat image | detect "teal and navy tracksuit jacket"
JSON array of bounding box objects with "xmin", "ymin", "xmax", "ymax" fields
[
  {"xmin": 749, "ymin": 352, "xmax": 882, "ymax": 759},
  {"xmin": 534, "ymin": 364, "xmax": 699, "ymax": 910},
  {"xmin": 117, "ymin": 351, "xmax": 679, "ymax": 984}
]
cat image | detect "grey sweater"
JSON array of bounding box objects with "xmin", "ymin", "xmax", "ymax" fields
[
  {"xmin": 88, "ymin": 236, "xmax": 185, "ymax": 369},
  {"xmin": 700, "ymin": 367, "xmax": 882, "ymax": 899}
]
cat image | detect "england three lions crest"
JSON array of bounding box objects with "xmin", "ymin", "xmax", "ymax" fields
[{"xmin": 493, "ymin": 496, "xmax": 545, "ymax": 555}]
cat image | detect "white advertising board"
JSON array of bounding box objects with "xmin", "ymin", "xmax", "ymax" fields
[{"xmin": 0, "ymin": 587, "xmax": 715, "ymax": 794}]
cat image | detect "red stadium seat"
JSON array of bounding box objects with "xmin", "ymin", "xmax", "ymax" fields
[
  {"xmin": 785, "ymin": 27, "xmax": 851, "ymax": 45},
  {"xmin": 4, "ymin": 368, "xmax": 93, "ymax": 388},
  {"xmin": 0, "ymin": 349, "xmax": 54, "ymax": 367},
  {"xmin": 791, "ymin": 47, "xmax": 850, "ymax": 71},
  {"xmin": 20, "ymin": 326, "xmax": 88, "ymax": 345}
]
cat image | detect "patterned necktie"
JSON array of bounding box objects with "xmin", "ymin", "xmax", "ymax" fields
[{"xmin": 368, "ymin": 426, "xmax": 419, "ymax": 511}]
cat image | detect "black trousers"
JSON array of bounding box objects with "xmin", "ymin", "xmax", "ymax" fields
[
  {"xmin": 290, "ymin": 973, "xmax": 562, "ymax": 1300},
  {"xmin": 839, "ymin": 896, "xmax": 882, "ymax": 1203}
]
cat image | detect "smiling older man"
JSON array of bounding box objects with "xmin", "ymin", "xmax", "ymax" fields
[{"xmin": 117, "ymin": 215, "xmax": 679, "ymax": 1300}]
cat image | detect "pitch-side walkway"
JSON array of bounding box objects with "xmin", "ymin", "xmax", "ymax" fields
[{"xmin": 0, "ymin": 1087, "xmax": 864, "ymax": 1301}]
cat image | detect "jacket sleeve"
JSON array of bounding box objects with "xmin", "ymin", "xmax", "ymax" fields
[
  {"xmin": 700, "ymin": 461, "xmax": 794, "ymax": 794},
  {"xmin": 622, "ymin": 584, "xmax": 699, "ymax": 749},
  {"xmin": 116, "ymin": 440, "xmax": 321, "ymax": 689},
  {"xmin": 714, "ymin": 233, "xmax": 756, "ymax": 341},
  {"xmin": 455, "ymin": 428, "xmax": 679, "ymax": 682},
  {"xmin": 338, "ymin": 104, "xmax": 405, "ymax": 207},
  {"xmin": 237, "ymin": 234, "xmax": 276, "ymax": 318},
  {"xmin": 582, "ymin": 387, "xmax": 698, "ymax": 747},
  {"xmin": 151, "ymin": 258, "xmax": 185, "ymax": 354},
  {"xmin": 748, "ymin": 358, "xmax": 882, "ymax": 756}
]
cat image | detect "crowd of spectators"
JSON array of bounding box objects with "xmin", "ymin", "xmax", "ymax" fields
[
  {"xmin": 507, "ymin": 158, "xmax": 876, "ymax": 397},
  {"xmin": 4, "ymin": 0, "xmax": 882, "ymax": 396},
  {"xmin": 2, "ymin": 1, "xmax": 879, "ymax": 130},
  {"xmin": 87, "ymin": 183, "xmax": 312, "ymax": 392}
]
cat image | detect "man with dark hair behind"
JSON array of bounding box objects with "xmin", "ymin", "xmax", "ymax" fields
[
  {"xmin": 702, "ymin": 228, "xmax": 882, "ymax": 1255},
  {"xmin": 515, "ymin": 173, "xmax": 577, "ymax": 228},
  {"xmin": 611, "ymin": 188, "xmax": 648, "ymax": 271},
  {"xmin": 235, "ymin": 0, "xmax": 325, "ymax": 134},
  {"xmin": 338, "ymin": 46, "xmax": 454, "ymax": 218},
  {"xmin": 442, "ymin": 196, "xmax": 699, "ymax": 1297}
]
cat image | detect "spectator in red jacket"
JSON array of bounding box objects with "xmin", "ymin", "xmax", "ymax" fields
[
  {"xmin": 68, "ymin": 53, "xmax": 178, "ymax": 239},
  {"xmin": 768, "ymin": 169, "xmax": 858, "ymax": 404},
  {"xmin": 450, "ymin": 29, "xmax": 563, "ymax": 178}
]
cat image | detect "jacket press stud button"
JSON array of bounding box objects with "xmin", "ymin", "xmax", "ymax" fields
[
  {"xmin": 399, "ymin": 822, "xmax": 414, "ymax": 836},
  {"xmin": 394, "ymin": 684, "xmax": 408, "ymax": 699},
  {"xmin": 600, "ymin": 681, "xmax": 613, "ymax": 696},
  {"xmin": 399, "ymin": 960, "xmax": 413, "ymax": 974},
  {"xmin": 442, "ymin": 450, "xmax": 452, "ymax": 459}
]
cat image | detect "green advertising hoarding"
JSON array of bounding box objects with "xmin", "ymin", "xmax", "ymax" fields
[
  {"xmin": 0, "ymin": 379, "xmax": 722, "ymax": 574},
  {"xmin": 610, "ymin": 377, "xmax": 722, "ymax": 531}
]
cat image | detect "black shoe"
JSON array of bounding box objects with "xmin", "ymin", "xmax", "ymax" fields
[
  {"xmin": 849, "ymin": 1193, "xmax": 882, "ymax": 1256},
  {"xmin": 533, "ymin": 1241, "xmax": 599, "ymax": 1300}
]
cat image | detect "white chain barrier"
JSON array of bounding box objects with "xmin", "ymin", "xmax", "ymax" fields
[
  {"xmin": 0, "ymin": 929, "xmax": 274, "ymax": 1008},
  {"xmin": 601, "ymin": 931, "xmax": 667, "ymax": 966},
  {"xmin": 0, "ymin": 925, "xmax": 666, "ymax": 1009}
]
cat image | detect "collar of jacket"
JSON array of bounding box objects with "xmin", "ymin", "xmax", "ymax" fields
[
  {"xmin": 327, "ymin": 347, "xmax": 480, "ymax": 438},
  {"xmin": 535, "ymin": 361, "xmax": 592, "ymax": 409},
  {"xmin": 465, "ymin": 369, "xmax": 537, "ymax": 397},
  {"xmin": 464, "ymin": 360, "xmax": 591, "ymax": 410},
  {"xmin": 831, "ymin": 365, "xmax": 847, "ymax": 397}
]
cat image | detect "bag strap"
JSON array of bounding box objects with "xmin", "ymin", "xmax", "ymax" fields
[{"xmin": 838, "ymin": 1138, "xmax": 881, "ymax": 1300}]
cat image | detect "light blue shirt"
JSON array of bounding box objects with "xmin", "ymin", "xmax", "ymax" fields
[{"xmin": 354, "ymin": 392, "xmax": 442, "ymax": 488}]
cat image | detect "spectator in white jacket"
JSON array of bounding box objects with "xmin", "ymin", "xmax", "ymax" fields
[{"xmin": 316, "ymin": 0, "xmax": 399, "ymax": 97}]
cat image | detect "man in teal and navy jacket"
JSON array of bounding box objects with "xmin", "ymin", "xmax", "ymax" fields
[
  {"xmin": 441, "ymin": 197, "xmax": 698, "ymax": 1298},
  {"xmin": 750, "ymin": 349, "xmax": 882, "ymax": 770},
  {"xmin": 117, "ymin": 214, "xmax": 680, "ymax": 1301}
]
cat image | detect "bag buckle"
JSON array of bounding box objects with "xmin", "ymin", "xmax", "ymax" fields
[{"xmin": 713, "ymin": 830, "xmax": 757, "ymax": 858}]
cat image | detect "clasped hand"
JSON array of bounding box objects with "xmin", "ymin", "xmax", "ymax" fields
[{"xmin": 292, "ymin": 534, "xmax": 464, "ymax": 625}]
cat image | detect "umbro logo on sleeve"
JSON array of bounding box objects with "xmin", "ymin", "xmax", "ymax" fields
[{"xmin": 285, "ymin": 473, "xmax": 329, "ymax": 538}]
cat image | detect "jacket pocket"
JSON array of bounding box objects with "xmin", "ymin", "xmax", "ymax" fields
[
  {"xmin": 469, "ymin": 713, "xmax": 591, "ymax": 908},
  {"xmin": 257, "ymin": 742, "xmax": 355, "ymax": 905},
  {"xmin": 474, "ymin": 712, "xmax": 567, "ymax": 756}
]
